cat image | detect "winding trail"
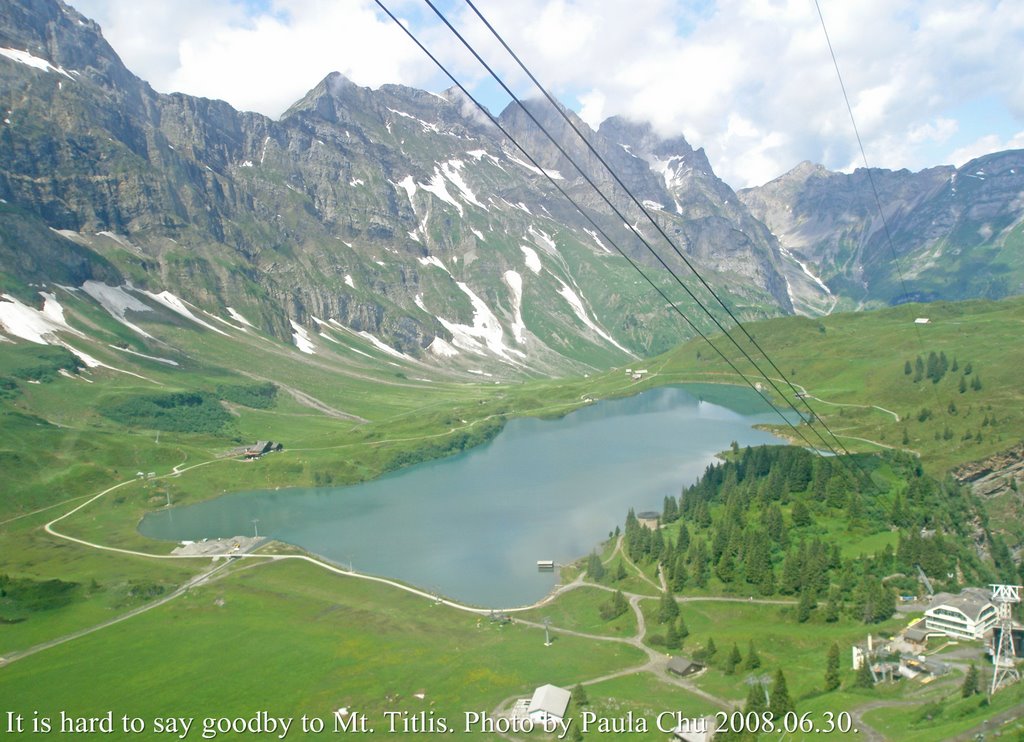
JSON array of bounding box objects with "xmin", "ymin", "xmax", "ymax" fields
[{"xmin": 10, "ymin": 437, "xmax": 1015, "ymax": 742}]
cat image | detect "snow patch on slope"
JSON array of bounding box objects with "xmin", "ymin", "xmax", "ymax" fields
[
  {"xmin": 357, "ymin": 331, "xmax": 413, "ymax": 360},
  {"xmin": 529, "ymin": 226, "xmax": 557, "ymax": 255},
  {"xmin": 395, "ymin": 176, "xmax": 417, "ymax": 207},
  {"xmin": 110, "ymin": 346, "xmax": 179, "ymax": 366},
  {"xmin": 779, "ymin": 247, "xmax": 833, "ymax": 297},
  {"xmin": 432, "ymin": 282, "xmax": 524, "ymax": 362},
  {"xmin": 646, "ymin": 154, "xmax": 686, "ymax": 190},
  {"xmin": 226, "ymin": 306, "xmax": 253, "ymax": 327},
  {"xmin": 0, "ymin": 47, "xmax": 74, "ymax": 79},
  {"xmin": 0, "ymin": 293, "xmax": 83, "ymax": 344},
  {"xmin": 0, "ymin": 293, "xmax": 156, "ymax": 381},
  {"xmin": 583, "ymin": 229, "xmax": 611, "ymax": 254},
  {"xmin": 552, "ymin": 278, "xmax": 634, "ymax": 355},
  {"xmin": 427, "ymin": 337, "xmax": 459, "ymax": 358},
  {"xmin": 520, "ymin": 245, "xmax": 542, "ymax": 274},
  {"xmin": 505, "ymin": 153, "xmax": 563, "ymax": 180},
  {"xmin": 420, "ymin": 168, "xmax": 463, "ymax": 216},
  {"xmin": 418, "ymin": 255, "xmax": 450, "ymax": 274},
  {"xmin": 81, "ymin": 281, "xmax": 154, "ymax": 339},
  {"xmin": 386, "ymin": 107, "xmax": 440, "ymax": 133},
  {"xmin": 503, "ymin": 270, "xmax": 526, "ymax": 344},
  {"xmin": 290, "ymin": 320, "xmax": 316, "ymax": 354},
  {"xmin": 440, "ymin": 160, "xmax": 485, "ymax": 209},
  {"xmin": 139, "ymin": 290, "xmax": 229, "ymax": 336}
]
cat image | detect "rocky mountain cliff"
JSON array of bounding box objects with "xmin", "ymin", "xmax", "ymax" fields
[
  {"xmin": 740, "ymin": 153, "xmax": 1024, "ymax": 309},
  {"xmin": 0, "ymin": 0, "xmax": 795, "ymax": 377}
]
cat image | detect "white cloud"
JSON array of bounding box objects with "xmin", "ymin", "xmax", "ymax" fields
[
  {"xmin": 949, "ymin": 131, "xmax": 1024, "ymax": 167},
  {"xmin": 75, "ymin": 0, "xmax": 440, "ymax": 116},
  {"xmin": 71, "ymin": 0, "xmax": 1024, "ymax": 186}
]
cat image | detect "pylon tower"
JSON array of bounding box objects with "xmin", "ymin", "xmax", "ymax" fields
[{"xmin": 989, "ymin": 584, "xmax": 1021, "ymax": 695}]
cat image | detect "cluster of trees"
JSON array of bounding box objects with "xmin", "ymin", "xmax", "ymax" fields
[
  {"xmin": 0, "ymin": 346, "xmax": 82, "ymax": 398},
  {"xmin": 598, "ymin": 590, "xmax": 629, "ymax": 621},
  {"xmin": 100, "ymin": 391, "xmax": 233, "ymax": 433},
  {"xmin": 216, "ymin": 381, "xmax": 278, "ymax": 409},
  {"xmin": 615, "ymin": 446, "xmax": 1000, "ymax": 624},
  {"xmin": 905, "ymin": 351, "xmax": 954, "ymax": 384},
  {"xmin": 384, "ymin": 416, "xmax": 505, "ymax": 471},
  {"xmin": 905, "ymin": 353, "xmax": 984, "ymax": 395},
  {"xmin": 0, "ymin": 574, "xmax": 79, "ymax": 620}
]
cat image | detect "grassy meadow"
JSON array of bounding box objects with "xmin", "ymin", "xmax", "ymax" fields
[{"xmin": 2, "ymin": 293, "xmax": 1023, "ymax": 740}]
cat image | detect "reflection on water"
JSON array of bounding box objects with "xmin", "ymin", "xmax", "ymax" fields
[{"xmin": 140, "ymin": 385, "xmax": 790, "ymax": 607}]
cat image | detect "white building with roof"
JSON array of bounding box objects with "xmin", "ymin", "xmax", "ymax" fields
[
  {"xmin": 527, "ymin": 684, "xmax": 571, "ymax": 725},
  {"xmin": 923, "ymin": 587, "xmax": 998, "ymax": 640}
]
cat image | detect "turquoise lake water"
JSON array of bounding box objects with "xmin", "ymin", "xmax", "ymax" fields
[{"xmin": 139, "ymin": 384, "xmax": 791, "ymax": 607}]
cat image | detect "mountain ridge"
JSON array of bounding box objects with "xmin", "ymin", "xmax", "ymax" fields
[
  {"xmin": 2, "ymin": 0, "xmax": 1022, "ymax": 380},
  {"xmin": 740, "ymin": 151, "xmax": 1024, "ymax": 308}
]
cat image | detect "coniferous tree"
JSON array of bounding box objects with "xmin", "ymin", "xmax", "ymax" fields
[
  {"xmin": 744, "ymin": 640, "xmax": 761, "ymax": 670},
  {"xmin": 791, "ymin": 500, "xmax": 812, "ymax": 527},
  {"xmin": 961, "ymin": 664, "xmax": 979, "ymax": 698},
  {"xmin": 586, "ymin": 552, "xmax": 605, "ymax": 581},
  {"xmin": 797, "ymin": 588, "xmax": 814, "ymax": 623},
  {"xmin": 855, "ymin": 659, "xmax": 874, "ymax": 689},
  {"xmin": 825, "ymin": 643, "xmax": 841, "ymax": 691},
  {"xmin": 573, "ymin": 683, "xmax": 589, "ymax": 706},
  {"xmin": 658, "ymin": 590, "xmax": 679, "ymax": 624},
  {"xmin": 769, "ymin": 669, "xmax": 795, "ymax": 719},
  {"xmin": 691, "ymin": 541, "xmax": 709, "ymax": 588},
  {"xmin": 672, "ymin": 554, "xmax": 688, "ymax": 592},
  {"xmin": 904, "ymin": 360, "xmax": 912, "ymax": 375},
  {"xmin": 824, "ymin": 588, "xmax": 841, "ymax": 623},
  {"xmin": 665, "ymin": 619, "xmax": 681, "ymax": 650},
  {"xmin": 662, "ymin": 495, "xmax": 679, "ymax": 523},
  {"xmin": 889, "ymin": 494, "xmax": 908, "ymax": 527},
  {"xmin": 780, "ymin": 547, "xmax": 802, "ymax": 595},
  {"xmin": 745, "ymin": 681, "xmax": 768, "ymax": 714},
  {"xmin": 724, "ymin": 643, "xmax": 742, "ymax": 675},
  {"xmin": 764, "ymin": 503, "xmax": 785, "ymax": 543},
  {"xmin": 676, "ymin": 521, "xmax": 690, "ymax": 552},
  {"xmin": 676, "ymin": 615, "xmax": 689, "ymax": 640},
  {"xmin": 599, "ymin": 590, "xmax": 629, "ymax": 621},
  {"xmin": 716, "ymin": 551, "xmax": 736, "ymax": 583}
]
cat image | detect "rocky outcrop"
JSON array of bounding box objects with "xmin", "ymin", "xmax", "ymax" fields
[
  {"xmin": 951, "ymin": 443, "xmax": 1024, "ymax": 499},
  {"xmin": 739, "ymin": 153, "xmax": 1024, "ymax": 307}
]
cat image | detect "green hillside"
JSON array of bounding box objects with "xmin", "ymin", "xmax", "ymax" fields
[{"xmin": 1, "ymin": 295, "xmax": 1022, "ymax": 740}]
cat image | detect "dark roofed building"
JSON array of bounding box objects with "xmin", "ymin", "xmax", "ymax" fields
[
  {"xmin": 667, "ymin": 657, "xmax": 704, "ymax": 677},
  {"xmin": 637, "ymin": 511, "xmax": 660, "ymax": 530}
]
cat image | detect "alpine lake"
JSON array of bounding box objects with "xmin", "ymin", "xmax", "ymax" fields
[{"xmin": 139, "ymin": 384, "xmax": 793, "ymax": 608}]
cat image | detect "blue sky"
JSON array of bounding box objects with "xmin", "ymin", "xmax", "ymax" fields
[{"xmin": 72, "ymin": 0, "xmax": 1024, "ymax": 188}]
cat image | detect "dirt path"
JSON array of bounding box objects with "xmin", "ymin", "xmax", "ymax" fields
[{"xmin": 272, "ymin": 380, "xmax": 368, "ymax": 423}]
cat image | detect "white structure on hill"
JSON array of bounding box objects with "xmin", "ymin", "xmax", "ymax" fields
[
  {"xmin": 528, "ymin": 684, "xmax": 571, "ymax": 725},
  {"xmin": 923, "ymin": 587, "xmax": 998, "ymax": 640}
]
